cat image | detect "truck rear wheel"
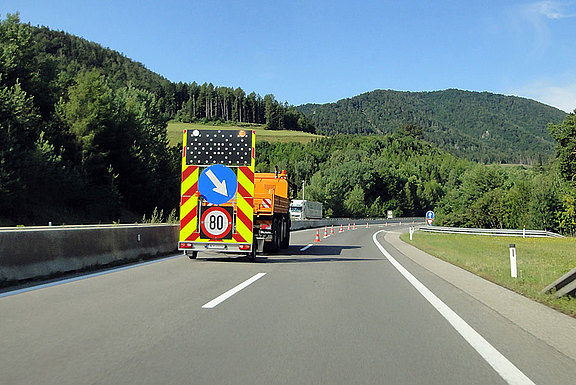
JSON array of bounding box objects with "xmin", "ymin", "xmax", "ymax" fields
[
  {"xmin": 271, "ymin": 218, "xmax": 281, "ymax": 252},
  {"xmin": 248, "ymin": 238, "xmax": 257, "ymax": 261},
  {"xmin": 280, "ymin": 216, "xmax": 290, "ymax": 249}
]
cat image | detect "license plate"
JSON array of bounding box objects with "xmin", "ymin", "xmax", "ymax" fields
[{"xmin": 206, "ymin": 244, "xmax": 226, "ymax": 249}]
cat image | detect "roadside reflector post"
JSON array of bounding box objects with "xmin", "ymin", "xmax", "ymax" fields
[
  {"xmin": 509, "ymin": 244, "xmax": 517, "ymax": 278},
  {"xmin": 409, "ymin": 226, "xmax": 415, "ymax": 241},
  {"xmin": 523, "ymin": 226, "xmax": 526, "ymax": 238}
]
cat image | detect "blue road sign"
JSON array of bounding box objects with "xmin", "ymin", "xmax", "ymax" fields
[
  {"xmin": 426, "ymin": 211, "xmax": 434, "ymax": 220},
  {"xmin": 198, "ymin": 164, "xmax": 237, "ymax": 205}
]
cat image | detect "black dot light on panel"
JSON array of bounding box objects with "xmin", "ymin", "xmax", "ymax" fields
[{"xmin": 185, "ymin": 130, "xmax": 253, "ymax": 166}]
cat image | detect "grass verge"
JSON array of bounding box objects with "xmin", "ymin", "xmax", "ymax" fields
[
  {"xmin": 399, "ymin": 232, "xmax": 576, "ymax": 317},
  {"xmin": 166, "ymin": 121, "xmax": 324, "ymax": 146}
]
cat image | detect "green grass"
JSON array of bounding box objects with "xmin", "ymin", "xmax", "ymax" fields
[
  {"xmin": 399, "ymin": 232, "xmax": 576, "ymax": 317},
  {"xmin": 166, "ymin": 121, "xmax": 324, "ymax": 146}
]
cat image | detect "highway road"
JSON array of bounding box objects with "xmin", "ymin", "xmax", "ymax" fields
[{"xmin": 1, "ymin": 223, "xmax": 576, "ymax": 384}]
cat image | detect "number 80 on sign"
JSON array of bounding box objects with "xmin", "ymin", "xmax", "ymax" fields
[{"xmin": 200, "ymin": 206, "xmax": 233, "ymax": 239}]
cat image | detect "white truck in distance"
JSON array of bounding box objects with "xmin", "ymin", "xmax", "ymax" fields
[{"xmin": 289, "ymin": 200, "xmax": 323, "ymax": 220}]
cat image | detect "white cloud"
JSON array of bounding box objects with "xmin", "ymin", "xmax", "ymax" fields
[
  {"xmin": 513, "ymin": 1, "xmax": 576, "ymax": 53},
  {"xmin": 513, "ymin": 80, "xmax": 576, "ymax": 112},
  {"xmin": 526, "ymin": 1, "xmax": 576, "ymax": 19}
]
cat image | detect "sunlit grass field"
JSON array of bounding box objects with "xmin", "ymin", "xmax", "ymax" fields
[
  {"xmin": 400, "ymin": 232, "xmax": 576, "ymax": 317},
  {"xmin": 167, "ymin": 121, "xmax": 324, "ymax": 146}
]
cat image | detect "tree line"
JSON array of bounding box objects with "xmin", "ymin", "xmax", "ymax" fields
[{"xmin": 172, "ymin": 83, "xmax": 315, "ymax": 132}]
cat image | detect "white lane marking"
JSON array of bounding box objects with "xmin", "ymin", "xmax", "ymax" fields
[
  {"xmin": 300, "ymin": 244, "xmax": 313, "ymax": 251},
  {"xmin": 202, "ymin": 273, "xmax": 266, "ymax": 309},
  {"xmin": 372, "ymin": 231, "xmax": 535, "ymax": 385}
]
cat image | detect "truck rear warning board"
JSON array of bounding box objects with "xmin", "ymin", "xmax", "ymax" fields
[
  {"xmin": 179, "ymin": 129, "xmax": 255, "ymax": 250},
  {"xmin": 185, "ymin": 129, "xmax": 253, "ymax": 166}
]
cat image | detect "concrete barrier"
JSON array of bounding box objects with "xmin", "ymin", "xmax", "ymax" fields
[{"xmin": 0, "ymin": 224, "xmax": 179, "ymax": 284}]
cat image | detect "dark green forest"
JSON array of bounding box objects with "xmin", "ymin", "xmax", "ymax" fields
[
  {"xmin": 0, "ymin": 14, "xmax": 312, "ymax": 225},
  {"xmin": 297, "ymin": 89, "xmax": 567, "ymax": 164},
  {"xmin": 2, "ymin": 14, "xmax": 576, "ymax": 235}
]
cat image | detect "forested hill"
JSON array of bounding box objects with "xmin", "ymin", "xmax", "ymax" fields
[{"xmin": 297, "ymin": 89, "xmax": 567, "ymax": 163}]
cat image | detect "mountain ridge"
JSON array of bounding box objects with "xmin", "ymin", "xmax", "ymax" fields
[{"xmin": 297, "ymin": 88, "xmax": 567, "ymax": 163}]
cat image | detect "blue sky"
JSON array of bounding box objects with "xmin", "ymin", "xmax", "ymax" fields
[{"xmin": 3, "ymin": 1, "xmax": 576, "ymax": 112}]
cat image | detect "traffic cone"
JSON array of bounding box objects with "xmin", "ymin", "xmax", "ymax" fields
[
  {"xmin": 353, "ymin": 223, "xmax": 356, "ymax": 230},
  {"xmin": 366, "ymin": 222, "xmax": 369, "ymax": 228},
  {"xmin": 347, "ymin": 223, "xmax": 350, "ymax": 230},
  {"xmin": 314, "ymin": 229, "xmax": 321, "ymax": 242},
  {"xmin": 331, "ymin": 225, "xmax": 334, "ymax": 235},
  {"xmin": 324, "ymin": 226, "xmax": 328, "ymax": 238},
  {"xmin": 339, "ymin": 224, "xmax": 344, "ymax": 232}
]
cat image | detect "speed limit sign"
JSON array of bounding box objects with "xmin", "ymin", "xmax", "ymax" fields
[{"xmin": 200, "ymin": 206, "xmax": 233, "ymax": 239}]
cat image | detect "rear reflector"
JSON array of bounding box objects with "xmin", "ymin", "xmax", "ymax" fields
[
  {"xmin": 260, "ymin": 224, "xmax": 272, "ymax": 230},
  {"xmin": 238, "ymin": 245, "xmax": 251, "ymax": 250},
  {"xmin": 180, "ymin": 242, "xmax": 193, "ymax": 249}
]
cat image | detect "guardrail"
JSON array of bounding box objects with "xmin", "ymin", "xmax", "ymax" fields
[
  {"xmin": 291, "ymin": 217, "xmax": 424, "ymax": 231},
  {"xmin": 419, "ymin": 226, "xmax": 564, "ymax": 238}
]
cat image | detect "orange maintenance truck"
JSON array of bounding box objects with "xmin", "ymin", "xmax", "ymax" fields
[{"xmin": 178, "ymin": 129, "xmax": 290, "ymax": 260}]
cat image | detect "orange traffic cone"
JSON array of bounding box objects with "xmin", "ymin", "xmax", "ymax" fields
[
  {"xmin": 353, "ymin": 223, "xmax": 356, "ymax": 230},
  {"xmin": 366, "ymin": 222, "xmax": 369, "ymax": 228},
  {"xmin": 324, "ymin": 226, "xmax": 328, "ymax": 238},
  {"xmin": 339, "ymin": 224, "xmax": 344, "ymax": 232},
  {"xmin": 347, "ymin": 223, "xmax": 351, "ymax": 230},
  {"xmin": 314, "ymin": 229, "xmax": 321, "ymax": 242},
  {"xmin": 331, "ymin": 225, "xmax": 334, "ymax": 235}
]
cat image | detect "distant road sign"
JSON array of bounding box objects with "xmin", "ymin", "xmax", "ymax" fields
[
  {"xmin": 198, "ymin": 164, "xmax": 237, "ymax": 205},
  {"xmin": 200, "ymin": 206, "xmax": 233, "ymax": 239},
  {"xmin": 426, "ymin": 210, "xmax": 434, "ymax": 225}
]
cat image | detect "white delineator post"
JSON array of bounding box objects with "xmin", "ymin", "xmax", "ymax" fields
[
  {"xmin": 509, "ymin": 244, "xmax": 517, "ymax": 278},
  {"xmin": 409, "ymin": 226, "xmax": 415, "ymax": 241},
  {"xmin": 523, "ymin": 226, "xmax": 526, "ymax": 238}
]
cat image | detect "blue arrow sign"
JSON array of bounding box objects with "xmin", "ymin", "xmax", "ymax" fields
[
  {"xmin": 426, "ymin": 211, "xmax": 435, "ymax": 220},
  {"xmin": 198, "ymin": 164, "xmax": 237, "ymax": 205}
]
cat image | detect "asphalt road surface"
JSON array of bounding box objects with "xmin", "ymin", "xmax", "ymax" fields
[{"xmin": 1, "ymin": 223, "xmax": 576, "ymax": 384}]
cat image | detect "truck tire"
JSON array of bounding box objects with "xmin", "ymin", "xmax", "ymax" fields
[
  {"xmin": 271, "ymin": 218, "xmax": 281, "ymax": 252},
  {"xmin": 248, "ymin": 237, "xmax": 257, "ymax": 261},
  {"xmin": 187, "ymin": 251, "xmax": 198, "ymax": 260},
  {"xmin": 280, "ymin": 216, "xmax": 290, "ymax": 249}
]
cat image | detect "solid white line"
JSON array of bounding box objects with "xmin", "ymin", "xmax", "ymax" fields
[
  {"xmin": 300, "ymin": 244, "xmax": 313, "ymax": 251},
  {"xmin": 372, "ymin": 231, "xmax": 535, "ymax": 385},
  {"xmin": 202, "ymin": 273, "xmax": 266, "ymax": 309}
]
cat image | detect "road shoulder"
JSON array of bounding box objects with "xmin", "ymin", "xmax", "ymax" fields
[{"xmin": 385, "ymin": 230, "xmax": 576, "ymax": 362}]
